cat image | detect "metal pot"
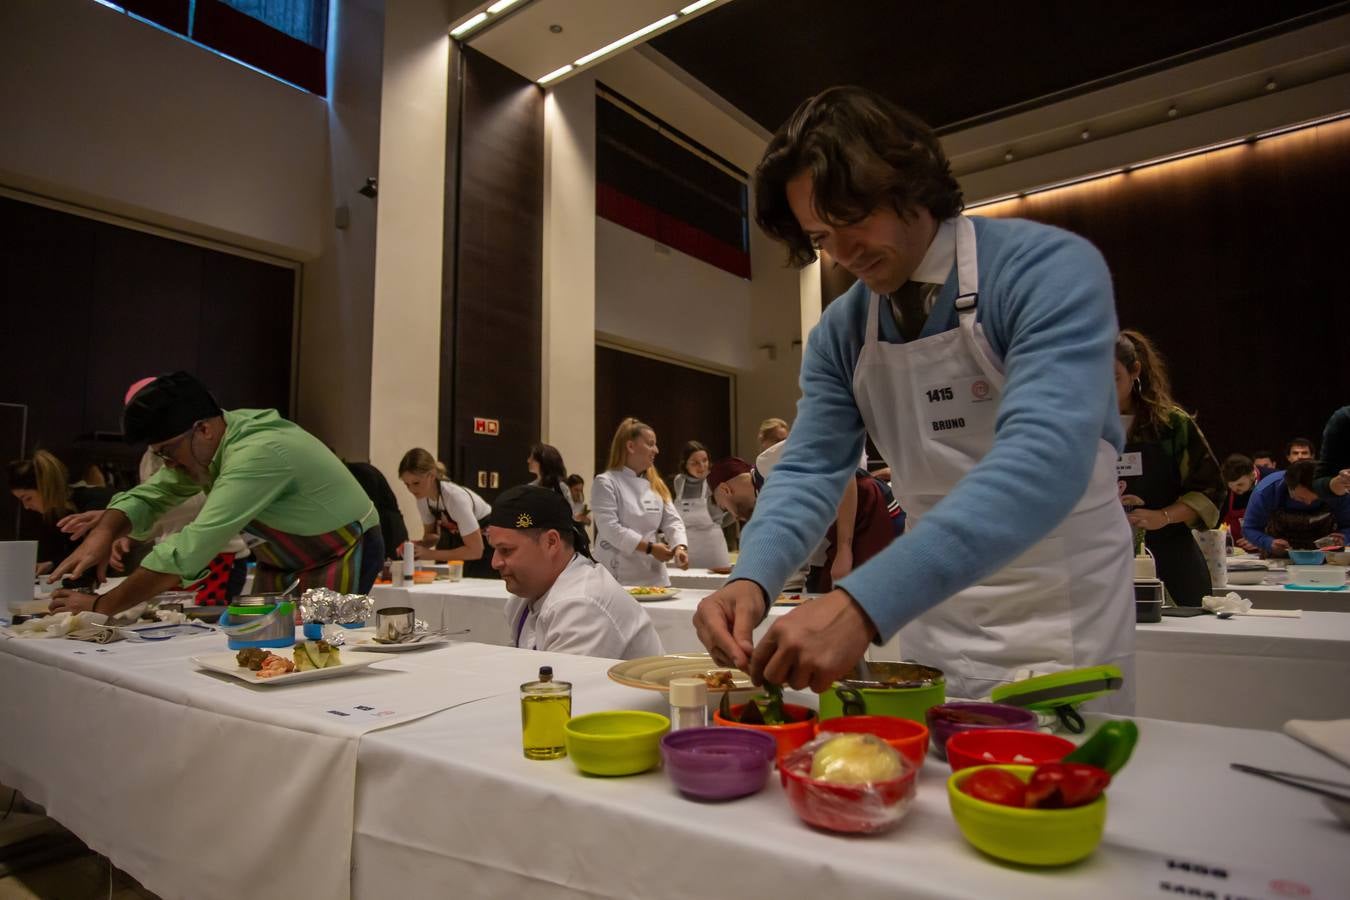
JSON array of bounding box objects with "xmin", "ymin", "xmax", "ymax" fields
[{"xmin": 819, "ymin": 662, "xmax": 946, "ymax": 722}]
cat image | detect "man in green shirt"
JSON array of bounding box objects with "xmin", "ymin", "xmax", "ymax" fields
[{"xmin": 49, "ymin": 372, "xmax": 383, "ymax": 616}]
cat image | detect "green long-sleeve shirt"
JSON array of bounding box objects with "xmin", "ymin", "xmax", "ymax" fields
[{"xmin": 108, "ymin": 409, "xmax": 377, "ymax": 583}]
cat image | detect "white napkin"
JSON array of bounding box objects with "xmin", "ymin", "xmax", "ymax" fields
[
  {"xmin": 9, "ymin": 610, "xmax": 109, "ymax": 638},
  {"xmin": 1284, "ymin": 719, "xmax": 1350, "ymax": 768},
  {"xmin": 1202, "ymin": 592, "xmax": 1252, "ymax": 615}
]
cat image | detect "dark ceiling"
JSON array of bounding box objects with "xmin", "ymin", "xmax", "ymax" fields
[{"xmin": 650, "ymin": 0, "xmax": 1347, "ymax": 134}]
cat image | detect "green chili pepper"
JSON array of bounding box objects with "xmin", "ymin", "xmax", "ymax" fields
[{"xmin": 1062, "ymin": 719, "xmax": 1139, "ymax": 774}]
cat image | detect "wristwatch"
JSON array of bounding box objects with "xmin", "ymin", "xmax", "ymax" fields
[{"xmin": 644, "ymin": 542, "xmax": 653, "ymax": 555}]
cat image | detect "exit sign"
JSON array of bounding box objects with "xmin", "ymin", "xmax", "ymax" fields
[{"xmin": 473, "ymin": 417, "xmax": 500, "ymax": 436}]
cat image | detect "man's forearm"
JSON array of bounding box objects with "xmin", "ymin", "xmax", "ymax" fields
[
  {"xmin": 95, "ymin": 566, "xmax": 183, "ymax": 616},
  {"xmin": 93, "ymin": 509, "xmax": 134, "ymax": 542}
]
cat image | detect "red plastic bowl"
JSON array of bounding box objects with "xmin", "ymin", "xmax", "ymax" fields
[
  {"xmin": 945, "ymin": 728, "xmax": 1075, "ymax": 773},
  {"xmin": 814, "ymin": 716, "xmax": 929, "ymax": 768},
  {"xmin": 779, "ymin": 749, "xmax": 917, "ymax": 834}
]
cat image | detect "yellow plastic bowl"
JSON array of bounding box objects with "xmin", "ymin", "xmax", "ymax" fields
[
  {"xmin": 565, "ymin": 711, "xmax": 671, "ymax": 776},
  {"xmin": 947, "ymin": 765, "xmax": 1107, "ymax": 866}
]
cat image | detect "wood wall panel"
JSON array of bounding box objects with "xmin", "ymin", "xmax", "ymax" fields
[
  {"xmin": 594, "ymin": 346, "xmax": 732, "ymax": 483},
  {"xmin": 976, "ymin": 117, "xmax": 1349, "ymax": 461},
  {"xmin": 444, "ymin": 48, "xmax": 543, "ymax": 496},
  {"xmin": 0, "ymin": 196, "xmax": 296, "ymax": 540}
]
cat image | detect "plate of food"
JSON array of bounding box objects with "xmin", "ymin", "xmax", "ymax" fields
[
  {"xmin": 192, "ymin": 640, "xmax": 380, "ymax": 685},
  {"xmin": 608, "ymin": 652, "xmax": 752, "ymax": 693},
  {"xmin": 347, "ymin": 629, "xmax": 467, "ymax": 653},
  {"xmin": 625, "ymin": 586, "xmax": 681, "ymax": 601}
]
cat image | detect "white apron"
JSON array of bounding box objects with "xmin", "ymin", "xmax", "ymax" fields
[
  {"xmin": 675, "ymin": 476, "xmax": 731, "ymax": 569},
  {"xmin": 851, "ymin": 216, "xmax": 1135, "ymax": 710}
]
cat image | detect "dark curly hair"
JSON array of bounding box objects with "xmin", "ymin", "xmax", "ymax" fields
[{"xmin": 754, "ymin": 85, "xmax": 963, "ymax": 268}]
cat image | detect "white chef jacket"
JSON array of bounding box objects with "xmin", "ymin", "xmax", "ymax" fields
[
  {"xmin": 591, "ymin": 467, "xmax": 689, "ymax": 586},
  {"xmin": 503, "ymin": 553, "xmax": 664, "ymax": 660}
]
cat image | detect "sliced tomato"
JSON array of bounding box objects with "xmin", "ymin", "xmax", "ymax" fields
[
  {"xmin": 1024, "ymin": 763, "xmax": 1111, "ymax": 809},
  {"xmin": 960, "ymin": 768, "xmax": 1028, "ymax": 807}
]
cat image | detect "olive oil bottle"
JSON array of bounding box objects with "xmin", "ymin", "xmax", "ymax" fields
[{"xmin": 521, "ymin": 666, "xmax": 571, "ymax": 759}]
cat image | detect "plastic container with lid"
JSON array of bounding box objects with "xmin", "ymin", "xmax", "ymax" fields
[{"xmin": 668, "ymin": 677, "xmax": 709, "ymax": 731}]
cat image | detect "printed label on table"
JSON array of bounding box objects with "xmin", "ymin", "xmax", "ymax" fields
[
  {"xmin": 1135, "ymin": 851, "xmax": 1326, "ymax": 899},
  {"xmin": 323, "ymin": 704, "xmax": 398, "ymax": 721},
  {"xmin": 1117, "ymin": 451, "xmax": 1144, "ymax": 477}
]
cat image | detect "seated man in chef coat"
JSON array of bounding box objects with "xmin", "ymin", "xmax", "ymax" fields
[{"xmin": 488, "ymin": 485, "xmax": 664, "ymax": 660}]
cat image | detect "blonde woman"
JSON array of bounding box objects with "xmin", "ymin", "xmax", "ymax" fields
[
  {"xmin": 6, "ymin": 450, "xmax": 113, "ymax": 575},
  {"xmin": 397, "ymin": 448, "xmax": 495, "ymax": 578},
  {"xmin": 592, "ymin": 418, "xmax": 689, "ymax": 586}
]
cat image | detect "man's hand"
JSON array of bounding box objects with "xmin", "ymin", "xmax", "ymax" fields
[
  {"xmin": 1235, "ymin": 537, "xmax": 1259, "ymax": 553},
  {"xmin": 49, "ymin": 589, "xmax": 99, "ymax": 615},
  {"xmin": 109, "ymin": 536, "xmax": 135, "ymax": 572},
  {"xmin": 1270, "ymin": 539, "xmax": 1291, "ymax": 557},
  {"xmin": 57, "ymin": 510, "xmax": 104, "ymax": 541},
  {"xmin": 46, "ymin": 531, "xmax": 114, "ymax": 585},
  {"xmin": 1331, "ymin": 469, "xmax": 1350, "ymax": 497},
  {"xmin": 673, "ymin": 546, "xmax": 689, "ymax": 569},
  {"xmin": 693, "ymin": 580, "xmax": 767, "ymax": 671},
  {"xmin": 749, "ymin": 589, "xmax": 877, "ymax": 693}
]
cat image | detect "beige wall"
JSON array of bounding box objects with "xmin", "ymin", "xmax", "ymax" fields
[
  {"xmin": 367, "ymin": 0, "xmax": 455, "ymax": 539},
  {"xmin": 0, "ymin": 0, "xmax": 327, "ymax": 260}
]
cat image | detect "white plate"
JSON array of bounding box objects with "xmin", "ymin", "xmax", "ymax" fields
[
  {"xmin": 192, "ymin": 650, "xmax": 381, "ymax": 685},
  {"xmin": 625, "ymin": 587, "xmax": 681, "ymax": 602},
  {"xmin": 348, "ymin": 635, "xmax": 456, "ymax": 653}
]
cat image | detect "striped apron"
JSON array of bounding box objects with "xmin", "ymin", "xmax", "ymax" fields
[{"xmin": 244, "ymin": 518, "xmax": 369, "ymax": 594}]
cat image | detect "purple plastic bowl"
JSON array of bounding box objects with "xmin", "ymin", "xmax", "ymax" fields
[
  {"xmin": 660, "ymin": 727, "xmax": 777, "ymax": 801},
  {"xmin": 925, "ymin": 702, "xmax": 1038, "ymax": 761}
]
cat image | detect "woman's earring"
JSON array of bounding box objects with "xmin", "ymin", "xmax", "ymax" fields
[{"xmin": 1133, "ymin": 378, "xmax": 1142, "ymax": 395}]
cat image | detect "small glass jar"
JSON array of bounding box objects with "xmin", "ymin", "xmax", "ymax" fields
[
  {"xmin": 668, "ymin": 677, "xmax": 708, "ymax": 731},
  {"xmin": 520, "ymin": 666, "xmax": 571, "ymax": 759}
]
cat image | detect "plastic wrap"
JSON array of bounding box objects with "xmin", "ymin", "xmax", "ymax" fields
[{"xmin": 779, "ymin": 732, "xmax": 917, "ymax": 834}]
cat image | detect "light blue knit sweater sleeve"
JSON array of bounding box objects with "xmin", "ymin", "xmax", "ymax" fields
[{"xmin": 731, "ymin": 217, "xmax": 1123, "ymax": 639}]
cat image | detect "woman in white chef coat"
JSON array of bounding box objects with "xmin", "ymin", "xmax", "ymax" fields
[
  {"xmin": 397, "ymin": 448, "xmax": 495, "ymax": 578},
  {"xmin": 671, "ymin": 441, "xmax": 732, "ymax": 570},
  {"xmin": 592, "ymin": 418, "xmax": 689, "ymax": 586}
]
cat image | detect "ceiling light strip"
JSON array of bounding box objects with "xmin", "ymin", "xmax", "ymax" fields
[
  {"xmin": 966, "ymin": 111, "xmax": 1350, "ymax": 209},
  {"xmin": 574, "ymin": 14, "xmax": 677, "ymax": 67},
  {"xmin": 538, "ymin": 64, "xmax": 573, "ymax": 85},
  {"xmin": 450, "ymin": 12, "xmax": 488, "ymax": 38}
]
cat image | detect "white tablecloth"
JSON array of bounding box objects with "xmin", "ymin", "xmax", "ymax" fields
[
  {"xmin": 1134, "ymin": 611, "xmax": 1350, "ymax": 730},
  {"xmin": 352, "ymin": 647, "xmax": 1349, "ymax": 899},
  {"xmin": 0, "ymin": 630, "xmax": 516, "ymax": 900}
]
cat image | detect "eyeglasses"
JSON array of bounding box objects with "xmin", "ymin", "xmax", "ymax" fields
[{"xmin": 150, "ymin": 422, "xmax": 200, "ymax": 464}]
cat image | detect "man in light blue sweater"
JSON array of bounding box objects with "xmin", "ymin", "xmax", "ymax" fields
[{"xmin": 694, "ymin": 87, "xmax": 1135, "ymax": 704}]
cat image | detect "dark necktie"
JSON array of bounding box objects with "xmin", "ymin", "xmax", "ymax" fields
[{"xmin": 889, "ymin": 280, "xmax": 930, "ymax": 342}]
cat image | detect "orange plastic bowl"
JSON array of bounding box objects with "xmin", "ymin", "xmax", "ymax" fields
[
  {"xmin": 945, "ymin": 728, "xmax": 1074, "ymax": 772},
  {"xmin": 779, "ymin": 748, "xmax": 918, "ymax": 834},
  {"xmin": 713, "ymin": 703, "xmax": 817, "ymax": 765},
  {"xmin": 815, "ymin": 716, "xmax": 929, "ymax": 768}
]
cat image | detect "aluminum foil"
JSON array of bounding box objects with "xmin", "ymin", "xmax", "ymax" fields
[{"xmin": 299, "ymin": 588, "xmax": 374, "ymax": 625}]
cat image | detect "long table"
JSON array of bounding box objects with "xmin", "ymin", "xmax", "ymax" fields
[{"xmin": 1, "ymin": 633, "xmax": 1345, "ymax": 899}]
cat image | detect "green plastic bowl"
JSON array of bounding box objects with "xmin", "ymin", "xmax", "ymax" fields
[
  {"xmin": 565, "ymin": 711, "xmax": 671, "ymax": 776},
  {"xmin": 947, "ymin": 765, "xmax": 1107, "ymax": 866}
]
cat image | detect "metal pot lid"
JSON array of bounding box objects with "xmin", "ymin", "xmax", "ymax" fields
[
  {"xmin": 233, "ymin": 593, "xmax": 287, "ymax": 607},
  {"xmin": 839, "ymin": 661, "xmax": 944, "ymax": 689}
]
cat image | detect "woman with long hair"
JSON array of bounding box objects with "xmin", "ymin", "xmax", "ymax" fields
[
  {"xmin": 592, "ymin": 418, "xmax": 689, "ymax": 586},
  {"xmin": 397, "ymin": 448, "xmax": 495, "ymax": 578},
  {"xmin": 671, "ymin": 441, "xmax": 732, "ymax": 571},
  {"xmin": 6, "ymin": 450, "xmax": 114, "ymax": 575},
  {"xmin": 527, "ymin": 443, "xmax": 568, "ymax": 498},
  {"xmin": 1115, "ymin": 330, "xmax": 1225, "ymax": 606}
]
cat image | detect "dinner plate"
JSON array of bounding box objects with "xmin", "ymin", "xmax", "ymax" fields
[
  {"xmin": 347, "ymin": 635, "xmax": 457, "ymax": 653},
  {"xmin": 625, "ymin": 586, "xmax": 681, "ymax": 602},
  {"xmin": 608, "ymin": 653, "xmax": 752, "ymax": 692},
  {"xmin": 192, "ymin": 651, "xmax": 381, "ymax": 685}
]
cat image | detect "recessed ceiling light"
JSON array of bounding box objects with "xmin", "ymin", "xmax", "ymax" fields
[
  {"xmin": 574, "ymin": 14, "xmax": 678, "ymax": 66},
  {"xmin": 450, "ymin": 12, "xmax": 487, "ymax": 37},
  {"xmin": 538, "ymin": 64, "xmax": 574, "ymax": 85}
]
